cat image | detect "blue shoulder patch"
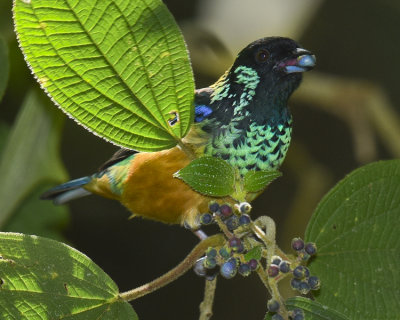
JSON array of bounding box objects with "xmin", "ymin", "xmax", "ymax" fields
[{"xmin": 195, "ymin": 105, "xmax": 213, "ymax": 123}]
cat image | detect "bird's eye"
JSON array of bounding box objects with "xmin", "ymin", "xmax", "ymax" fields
[{"xmin": 255, "ymin": 49, "xmax": 270, "ymax": 63}]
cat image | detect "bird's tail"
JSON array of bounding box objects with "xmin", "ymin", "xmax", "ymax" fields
[{"xmin": 40, "ymin": 176, "xmax": 92, "ymax": 205}]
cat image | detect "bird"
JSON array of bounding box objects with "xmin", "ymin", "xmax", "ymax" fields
[{"xmin": 41, "ymin": 37, "xmax": 316, "ymax": 229}]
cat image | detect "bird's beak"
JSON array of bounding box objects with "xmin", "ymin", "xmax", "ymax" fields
[{"xmin": 279, "ymin": 48, "xmax": 316, "ymax": 74}]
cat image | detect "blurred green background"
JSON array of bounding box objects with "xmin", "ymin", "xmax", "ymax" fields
[{"xmin": 0, "ymin": 0, "xmax": 399, "ymax": 319}]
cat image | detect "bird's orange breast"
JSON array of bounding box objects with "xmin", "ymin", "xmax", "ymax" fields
[{"xmin": 121, "ymin": 147, "xmax": 211, "ymax": 227}]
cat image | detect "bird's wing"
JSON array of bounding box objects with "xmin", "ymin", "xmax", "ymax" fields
[{"xmin": 98, "ymin": 148, "xmax": 137, "ymax": 172}]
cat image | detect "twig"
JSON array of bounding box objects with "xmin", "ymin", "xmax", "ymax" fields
[
  {"xmin": 199, "ymin": 278, "xmax": 217, "ymax": 320},
  {"xmin": 120, "ymin": 234, "xmax": 225, "ymax": 301}
]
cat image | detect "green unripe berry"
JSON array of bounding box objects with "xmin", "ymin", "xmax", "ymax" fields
[{"xmin": 219, "ymin": 247, "xmax": 232, "ymax": 260}]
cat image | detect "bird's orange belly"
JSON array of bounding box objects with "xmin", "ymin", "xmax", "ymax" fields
[{"xmin": 121, "ymin": 147, "xmax": 210, "ymax": 227}]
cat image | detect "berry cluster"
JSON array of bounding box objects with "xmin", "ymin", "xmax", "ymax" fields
[
  {"xmin": 267, "ymin": 255, "xmax": 291, "ymax": 278},
  {"xmin": 194, "ymin": 202, "xmax": 261, "ymax": 280},
  {"xmin": 290, "ymin": 265, "xmax": 320, "ymax": 294},
  {"xmin": 291, "ymin": 237, "xmax": 317, "ymax": 261},
  {"xmin": 200, "ymin": 202, "xmax": 252, "ymax": 231},
  {"xmin": 289, "ymin": 237, "xmax": 320, "ymax": 294},
  {"xmin": 194, "ymin": 237, "xmax": 259, "ymax": 280}
]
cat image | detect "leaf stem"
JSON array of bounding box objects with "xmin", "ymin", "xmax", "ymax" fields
[{"xmin": 119, "ymin": 234, "xmax": 225, "ymax": 302}]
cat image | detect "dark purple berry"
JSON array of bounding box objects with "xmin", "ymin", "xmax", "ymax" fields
[
  {"xmin": 200, "ymin": 213, "xmax": 213, "ymax": 225},
  {"xmin": 238, "ymin": 263, "xmax": 251, "ymax": 276},
  {"xmin": 271, "ymin": 314, "xmax": 284, "ymax": 320},
  {"xmin": 239, "ymin": 202, "xmax": 252, "ymax": 214},
  {"xmin": 271, "ymin": 256, "xmax": 282, "ymax": 266},
  {"xmin": 291, "ymin": 237, "xmax": 305, "ymax": 251},
  {"xmin": 267, "ymin": 299, "xmax": 280, "ymax": 312},
  {"xmin": 194, "ymin": 257, "xmax": 207, "ymax": 277},
  {"xmin": 209, "ymin": 202, "xmax": 220, "ymax": 213},
  {"xmin": 238, "ymin": 214, "xmax": 251, "ymax": 225},
  {"xmin": 292, "ymin": 266, "xmax": 309, "ymax": 279},
  {"xmin": 220, "ymin": 204, "xmax": 233, "ymax": 217},
  {"xmin": 219, "ymin": 247, "xmax": 232, "ymax": 260},
  {"xmin": 237, "ymin": 242, "xmax": 245, "ymax": 253},
  {"xmin": 220, "ymin": 258, "xmax": 237, "ymax": 279},
  {"xmin": 225, "ymin": 215, "xmax": 239, "ymax": 231},
  {"xmin": 308, "ymin": 276, "xmax": 321, "ymax": 290},
  {"xmin": 228, "ymin": 237, "xmax": 243, "ymax": 252},
  {"xmin": 290, "ymin": 278, "xmax": 301, "ymax": 290},
  {"xmin": 279, "ymin": 261, "xmax": 290, "ymax": 273},
  {"xmin": 268, "ymin": 265, "xmax": 279, "ymax": 277},
  {"xmin": 298, "ymin": 281, "xmax": 311, "ymax": 294},
  {"xmin": 248, "ymin": 259, "xmax": 258, "ymax": 270},
  {"xmin": 206, "ymin": 247, "xmax": 217, "ymax": 258},
  {"xmin": 305, "ymin": 242, "xmax": 317, "ymax": 256}
]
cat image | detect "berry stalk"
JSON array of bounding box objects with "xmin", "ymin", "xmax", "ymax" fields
[{"xmin": 119, "ymin": 234, "xmax": 225, "ymax": 302}]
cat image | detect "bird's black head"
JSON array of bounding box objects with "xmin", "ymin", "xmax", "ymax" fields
[
  {"xmin": 230, "ymin": 37, "xmax": 315, "ymax": 97},
  {"xmin": 203, "ymin": 37, "xmax": 315, "ymax": 128}
]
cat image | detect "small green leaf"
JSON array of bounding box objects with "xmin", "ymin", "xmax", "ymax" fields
[
  {"xmin": 0, "ymin": 90, "xmax": 68, "ymax": 228},
  {"xmin": 14, "ymin": 0, "xmax": 194, "ymax": 151},
  {"xmin": 285, "ymin": 297, "xmax": 349, "ymax": 320},
  {"xmin": 305, "ymin": 160, "xmax": 400, "ymax": 319},
  {"xmin": 0, "ymin": 36, "xmax": 8, "ymax": 101},
  {"xmin": 174, "ymin": 156, "xmax": 235, "ymax": 197},
  {"xmin": 244, "ymin": 170, "xmax": 282, "ymax": 193},
  {"xmin": 0, "ymin": 232, "xmax": 137, "ymax": 320},
  {"xmin": 244, "ymin": 246, "xmax": 262, "ymax": 261}
]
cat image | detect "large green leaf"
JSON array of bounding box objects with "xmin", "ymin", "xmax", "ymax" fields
[
  {"xmin": 0, "ymin": 232, "xmax": 137, "ymax": 319},
  {"xmin": 305, "ymin": 160, "xmax": 400, "ymax": 319},
  {"xmin": 14, "ymin": 0, "xmax": 194, "ymax": 151},
  {"xmin": 0, "ymin": 36, "xmax": 9, "ymax": 101},
  {"xmin": 174, "ymin": 156, "xmax": 235, "ymax": 197},
  {"xmin": 0, "ymin": 90, "xmax": 68, "ymax": 228}
]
